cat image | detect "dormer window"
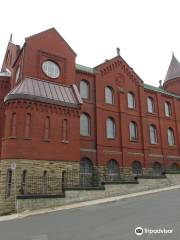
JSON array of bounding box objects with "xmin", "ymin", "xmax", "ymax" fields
[{"xmin": 42, "ymin": 60, "xmax": 60, "ymax": 78}]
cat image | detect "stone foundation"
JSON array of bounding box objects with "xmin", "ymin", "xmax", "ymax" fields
[
  {"xmin": 16, "ymin": 177, "xmax": 175, "ymax": 213},
  {"xmin": 1, "ymin": 159, "xmax": 179, "ymax": 216},
  {"xmin": 0, "ymin": 159, "xmax": 79, "ymax": 215}
]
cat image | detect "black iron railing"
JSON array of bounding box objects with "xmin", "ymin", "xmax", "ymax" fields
[
  {"xmin": 20, "ymin": 176, "xmax": 62, "ymax": 195},
  {"xmin": 62, "ymin": 169, "xmax": 101, "ymax": 189}
]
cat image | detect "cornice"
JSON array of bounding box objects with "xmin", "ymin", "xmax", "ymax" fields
[{"xmin": 5, "ymin": 100, "xmax": 80, "ymax": 117}]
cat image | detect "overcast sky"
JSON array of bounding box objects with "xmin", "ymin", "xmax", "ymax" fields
[{"xmin": 1, "ymin": 0, "xmax": 180, "ymax": 86}]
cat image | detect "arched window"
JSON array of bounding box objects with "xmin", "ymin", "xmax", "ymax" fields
[
  {"xmin": 24, "ymin": 113, "xmax": 31, "ymax": 138},
  {"xmin": 105, "ymin": 86, "xmax": 114, "ymax": 104},
  {"xmin": 80, "ymin": 80, "xmax": 89, "ymax": 99},
  {"xmin": 128, "ymin": 92, "xmax": 135, "ymax": 109},
  {"xmin": 132, "ymin": 161, "xmax": 143, "ymax": 175},
  {"xmin": 10, "ymin": 113, "xmax": 16, "ymax": 137},
  {"xmin": 44, "ymin": 116, "xmax": 50, "ymax": 140},
  {"xmin": 165, "ymin": 102, "xmax": 172, "ymax": 117},
  {"xmin": 167, "ymin": 128, "xmax": 175, "ymax": 146},
  {"xmin": 147, "ymin": 97, "xmax": 154, "ymax": 113},
  {"xmin": 106, "ymin": 117, "xmax": 116, "ymax": 139},
  {"xmin": 6, "ymin": 169, "xmax": 12, "ymax": 197},
  {"xmin": 62, "ymin": 119, "xmax": 68, "ymax": 141},
  {"xmin": 80, "ymin": 158, "xmax": 93, "ymax": 187},
  {"xmin": 149, "ymin": 124, "xmax": 157, "ymax": 144},
  {"xmin": 106, "ymin": 160, "xmax": 120, "ymax": 181},
  {"xmin": 152, "ymin": 162, "xmax": 162, "ymax": 176},
  {"xmin": 129, "ymin": 121, "xmax": 137, "ymax": 142},
  {"xmin": 170, "ymin": 163, "xmax": 179, "ymax": 171},
  {"xmin": 21, "ymin": 170, "xmax": 27, "ymax": 194},
  {"xmin": 80, "ymin": 113, "xmax": 90, "ymax": 136}
]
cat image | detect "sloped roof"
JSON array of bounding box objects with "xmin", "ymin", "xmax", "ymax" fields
[
  {"xmin": 4, "ymin": 78, "xmax": 82, "ymax": 108},
  {"xmin": 75, "ymin": 64, "xmax": 94, "ymax": 74},
  {"xmin": 0, "ymin": 71, "xmax": 11, "ymax": 77},
  {"xmin": 164, "ymin": 54, "xmax": 180, "ymax": 82},
  {"xmin": 144, "ymin": 83, "xmax": 180, "ymax": 99},
  {"xmin": 25, "ymin": 28, "xmax": 77, "ymax": 56}
]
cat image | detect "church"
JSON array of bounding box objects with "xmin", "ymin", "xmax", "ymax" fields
[{"xmin": 0, "ymin": 28, "xmax": 180, "ymax": 214}]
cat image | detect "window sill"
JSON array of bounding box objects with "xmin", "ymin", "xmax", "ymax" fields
[
  {"xmin": 43, "ymin": 139, "xmax": 51, "ymax": 143},
  {"xmin": 61, "ymin": 140, "xmax": 69, "ymax": 144},
  {"xmin": 80, "ymin": 134, "xmax": 91, "ymax": 137},
  {"xmin": 24, "ymin": 137, "xmax": 32, "ymax": 140},
  {"xmin": 147, "ymin": 112, "xmax": 156, "ymax": 115},
  {"xmin": 8, "ymin": 136, "xmax": 16, "ymax": 139},
  {"xmin": 105, "ymin": 102, "xmax": 115, "ymax": 105},
  {"xmin": 130, "ymin": 140, "xmax": 138, "ymax": 143}
]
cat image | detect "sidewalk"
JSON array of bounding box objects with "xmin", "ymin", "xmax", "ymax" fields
[{"xmin": 0, "ymin": 184, "xmax": 180, "ymax": 222}]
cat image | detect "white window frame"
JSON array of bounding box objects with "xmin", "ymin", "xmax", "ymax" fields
[
  {"xmin": 105, "ymin": 86, "xmax": 114, "ymax": 104},
  {"xmin": 128, "ymin": 92, "xmax": 135, "ymax": 109},
  {"xmin": 106, "ymin": 117, "xmax": 116, "ymax": 139}
]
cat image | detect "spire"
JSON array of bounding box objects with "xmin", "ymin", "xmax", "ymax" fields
[
  {"xmin": 164, "ymin": 53, "xmax": 180, "ymax": 82},
  {"xmin": 9, "ymin": 33, "xmax": 13, "ymax": 42},
  {"xmin": 116, "ymin": 47, "xmax": 120, "ymax": 56}
]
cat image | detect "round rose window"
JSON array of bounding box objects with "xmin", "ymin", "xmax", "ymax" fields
[{"xmin": 42, "ymin": 60, "xmax": 60, "ymax": 78}]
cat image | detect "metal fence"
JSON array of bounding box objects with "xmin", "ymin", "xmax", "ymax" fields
[
  {"xmin": 104, "ymin": 173, "xmax": 121, "ymax": 182},
  {"xmin": 20, "ymin": 176, "xmax": 62, "ymax": 195},
  {"xmin": 62, "ymin": 169, "xmax": 101, "ymax": 189}
]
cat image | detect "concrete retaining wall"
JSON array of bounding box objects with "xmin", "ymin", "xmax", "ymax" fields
[{"xmin": 16, "ymin": 176, "xmax": 176, "ymax": 213}]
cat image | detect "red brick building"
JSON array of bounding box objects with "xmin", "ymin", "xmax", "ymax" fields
[{"xmin": 0, "ymin": 28, "xmax": 180, "ymax": 213}]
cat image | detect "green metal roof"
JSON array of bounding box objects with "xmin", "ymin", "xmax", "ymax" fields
[
  {"xmin": 144, "ymin": 83, "xmax": 180, "ymax": 99},
  {"xmin": 75, "ymin": 63, "xmax": 180, "ymax": 99},
  {"xmin": 75, "ymin": 64, "xmax": 94, "ymax": 74}
]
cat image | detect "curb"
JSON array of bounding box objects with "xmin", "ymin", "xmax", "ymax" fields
[{"xmin": 0, "ymin": 184, "xmax": 180, "ymax": 222}]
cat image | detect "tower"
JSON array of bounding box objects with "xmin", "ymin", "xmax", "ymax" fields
[{"xmin": 163, "ymin": 53, "xmax": 180, "ymax": 95}]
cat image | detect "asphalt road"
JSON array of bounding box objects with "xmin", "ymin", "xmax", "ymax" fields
[{"xmin": 0, "ymin": 189, "xmax": 180, "ymax": 240}]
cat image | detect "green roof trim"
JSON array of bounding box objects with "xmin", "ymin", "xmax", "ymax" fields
[
  {"xmin": 75, "ymin": 64, "xmax": 94, "ymax": 74},
  {"xmin": 144, "ymin": 83, "xmax": 180, "ymax": 99}
]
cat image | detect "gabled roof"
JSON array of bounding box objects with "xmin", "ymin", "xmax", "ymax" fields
[
  {"xmin": 4, "ymin": 78, "xmax": 82, "ymax": 108},
  {"xmin": 94, "ymin": 55, "xmax": 142, "ymax": 82},
  {"xmin": 164, "ymin": 53, "xmax": 180, "ymax": 82},
  {"xmin": 25, "ymin": 28, "xmax": 77, "ymax": 56}
]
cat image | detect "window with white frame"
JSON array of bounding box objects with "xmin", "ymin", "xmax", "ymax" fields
[
  {"xmin": 80, "ymin": 113, "xmax": 90, "ymax": 136},
  {"xmin": 149, "ymin": 124, "xmax": 157, "ymax": 144},
  {"xmin": 129, "ymin": 121, "xmax": 137, "ymax": 142},
  {"xmin": 106, "ymin": 117, "xmax": 115, "ymax": 139},
  {"xmin": 167, "ymin": 127, "xmax": 175, "ymax": 146},
  {"xmin": 165, "ymin": 101, "xmax": 172, "ymax": 117},
  {"xmin": 147, "ymin": 97, "xmax": 154, "ymax": 113},
  {"xmin": 42, "ymin": 60, "xmax": 60, "ymax": 78},
  {"xmin": 80, "ymin": 80, "xmax": 89, "ymax": 99},
  {"xmin": 128, "ymin": 92, "xmax": 135, "ymax": 108},
  {"xmin": 105, "ymin": 86, "xmax": 114, "ymax": 104}
]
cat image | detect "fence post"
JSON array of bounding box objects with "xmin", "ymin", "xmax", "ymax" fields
[{"xmin": 62, "ymin": 171, "xmax": 65, "ymax": 192}]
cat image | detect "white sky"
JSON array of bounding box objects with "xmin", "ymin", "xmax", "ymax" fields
[{"xmin": 1, "ymin": 0, "xmax": 180, "ymax": 86}]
